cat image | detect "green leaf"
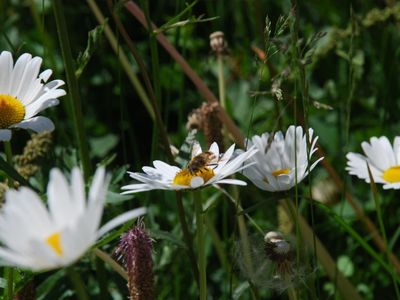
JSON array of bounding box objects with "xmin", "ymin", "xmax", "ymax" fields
[
  {"xmin": 317, "ymin": 202, "xmax": 400, "ymax": 283},
  {"xmin": 36, "ymin": 269, "xmax": 66, "ymax": 300},
  {"xmin": 150, "ymin": 229, "xmax": 186, "ymax": 248},
  {"xmin": 337, "ymin": 255, "xmax": 355, "ymax": 277},
  {"xmin": 75, "ymin": 22, "xmax": 106, "ymax": 78},
  {"xmin": 106, "ymin": 191, "xmax": 134, "ymax": 205},
  {"xmin": 89, "ymin": 134, "xmax": 119, "ymax": 158}
]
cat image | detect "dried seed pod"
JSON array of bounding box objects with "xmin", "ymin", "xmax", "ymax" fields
[
  {"xmin": 264, "ymin": 231, "xmax": 293, "ymax": 263},
  {"xmin": 186, "ymin": 103, "xmax": 224, "ymax": 151},
  {"xmin": 209, "ymin": 31, "xmax": 228, "ymax": 55}
]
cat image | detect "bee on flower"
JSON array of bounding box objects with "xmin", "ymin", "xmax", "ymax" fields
[
  {"xmin": 0, "ymin": 51, "xmax": 65, "ymax": 141},
  {"xmin": 121, "ymin": 141, "xmax": 258, "ymax": 193}
]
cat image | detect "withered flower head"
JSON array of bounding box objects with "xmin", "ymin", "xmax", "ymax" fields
[
  {"xmin": 186, "ymin": 103, "xmax": 224, "ymax": 151},
  {"xmin": 210, "ymin": 31, "xmax": 228, "ymax": 55}
]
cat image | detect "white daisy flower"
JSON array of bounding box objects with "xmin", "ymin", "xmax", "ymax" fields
[
  {"xmin": 121, "ymin": 142, "xmax": 258, "ymax": 193},
  {"xmin": 346, "ymin": 136, "xmax": 400, "ymax": 189},
  {"xmin": 0, "ymin": 167, "xmax": 146, "ymax": 271},
  {"xmin": 0, "ymin": 51, "xmax": 65, "ymax": 141},
  {"xmin": 242, "ymin": 125, "xmax": 323, "ymax": 192}
]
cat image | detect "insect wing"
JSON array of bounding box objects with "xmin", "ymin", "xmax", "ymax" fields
[
  {"xmin": 175, "ymin": 129, "xmax": 198, "ymax": 167},
  {"xmin": 190, "ymin": 141, "xmax": 202, "ymax": 159}
]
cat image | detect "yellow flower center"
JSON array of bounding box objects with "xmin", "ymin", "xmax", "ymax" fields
[
  {"xmin": 382, "ymin": 165, "xmax": 400, "ymax": 183},
  {"xmin": 173, "ymin": 167, "xmax": 215, "ymax": 186},
  {"xmin": 46, "ymin": 232, "xmax": 63, "ymax": 256},
  {"xmin": 272, "ymin": 168, "xmax": 290, "ymax": 177},
  {"xmin": 0, "ymin": 94, "xmax": 25, "ymax": 128}
]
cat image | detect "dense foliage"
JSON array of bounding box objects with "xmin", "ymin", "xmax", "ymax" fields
[{"xmin": 1, "ymin": 0, "xmax": 400, "ymax": 299}]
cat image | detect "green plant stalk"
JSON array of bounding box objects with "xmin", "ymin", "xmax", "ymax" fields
[
  {"xmin": 232, "ymin": 185, "xmax": 259, "ymax": 299},
  {"xmin": 317, "ymin": 201, "xmax": 400, "ymax": 284},
  {"xmin": 205, "ymin": 216, "xmax": 229, "ymax": 273},
  {"xmin": 175, "ymin": 192, "xmax": 199, "ymax": 285},
  {"xmin": 107, "ymin": 0, "xmax": 172, "ymax": 161},
  {"xmin": 93, "ymin": 248, "xmax": 128, "ymax": 280},
  {"xmin": 124, "ymin": 1, "xmax": 245, "ymax": 148},
  {"xmin": 53, "ymin": 0, "xmax": 90, "ymax": 180},
  {"xmin": 367, "ymin": 164, "xmax": 400, "ymax": 299},
  {"xmin": 282, "ymin": 199, "xmax": 363, "ymax": 300},
  {"xmin": 3, "ymin": 141, "xmax": 14, "ymax": 300},
  {"xmin": 0, "ymin": 156, "xmax": 35, "ymax": 190},
  {"xmin": 28, "ymin": 0, "xmax": 57, "ymax": 67},
  {"xmin": 2, "ymin": 267, "xmax": 13, "ymax": 300},
  {"xmin": 194, "ymin": 191, "xmax": 206, "ymax": 300},
  {"xmin": 289, "ymin": 2, "xmax": 319, "ymax": 297},
  {"xmin": 141, "ymin": 0, "xmax": 161, "ymax": 108},
  {"xmin": 218, "ymin": 186, "xmax": 263, "ymax": 234},
  {"xmin": 217, "ymin": 55, "xmax": 226, "ymax": 110},
  {"xmin": 4, "ymin": 141, "xmax": 12, "ymax": 165},
  {"xmin": 95, "ymin": 256, "xmax": 108, "ymax": 299},
  {"xmin": 86, "ymin": 0, "xmax": 155, "ymax": 121},
  {"xmin": 288, "ymin": 11, "xmax": 302, "ymax": 296},
  {"xmin": 141, "ymin": 0, "xmax": 163, "ymax": 160},
  {"xmin": 287, "ymin": 287, "xmax": 298, "ymax": 300},
  {"xmin": 4, "ymin": 141, "xmax": 14, "ymax": 186},
  {"xmin": 66, "ymin": 267, "xmax": 90, "ymax": 300},
  {"xmin": 7, "ymin": 268, "xmax": 13, "ymax": 300}
]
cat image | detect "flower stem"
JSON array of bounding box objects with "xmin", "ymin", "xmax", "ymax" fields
[
  {"xmin": 4, "ymin": 141, "xmax": 14, "ymax": 186},
  {"xmin": 194, "ymin": 190, "xmax": 206, "ymax": 300},
  {"xmin": 87, "ymin": 0, "xmax": 155, "ymax": 121},
  {"xmin": 3, "ymin": 141, "xmax": 14, "ymax": 300},
  {"xmin": 2, "ymin": 267, "xmax": 14, "ymax": 300},
  {"xmin": 217, "ymin": 55, "xmax": 226, "ymax": 110},
  {"xmin": 66, "ymin": 267, "xmax": 90, "ymax": 300},
  {"xmin": 175, "ymin": 192, "xmax": 199, "ymax": 285},
  {"xmin": 281, "ymin": 199, "xmax": 363, "ymax": 300},
  {"xmin": 53, "ymin": 0, "xmax": 91, "ymax": 181},
  {"xmin": 4, "ymin": 141, "xmax": 12, "ymax": 164},
  {"xmin": 93, "ymin": 248, "xmax": 128, "ymax": 280},
  {"xmin": 367, "ymin": 165, "xmax": 400, "ymax": 299}
]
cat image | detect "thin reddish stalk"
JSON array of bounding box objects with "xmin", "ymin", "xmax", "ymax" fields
[{"xmin": 124, "ymin": 1, "xmax": 245, "ymax": 148}]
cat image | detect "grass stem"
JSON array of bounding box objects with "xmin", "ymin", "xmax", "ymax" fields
[
  {"xmin": 53, "ymin": 0, "xmax": 91, "ymax": 180},
  {"xmin": 93, "ymin": 248, "xmax": 128, "ymax": 280},
  {"xmin": 217, "ymin": 55, "xmax": 226, "ymax": 110},
  {"xmin": 66, "ymin": 267, "xmax": 90, "ymax": 300},
  {"xmin": 194, "ymin": 190, "xmax": 207, "ymax": 300},
  {"xmin": 4, "ymin": 141, "xmax": 13, "ymax": 186},
  {"xmin": 176, "ymin": 191, "xmax": 199, "ymax": 285}
]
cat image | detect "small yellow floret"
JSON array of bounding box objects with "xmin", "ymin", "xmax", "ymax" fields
[
  {"xmin": 0, "ymin": 94, "xmax": 25, "ymax": 128},
  {"xmin": 382, "ymin": 165, "xmax": 400, "ymax": 183},
  {"xmin": 272, "ymin": 168, "xmax": 290, "ymax": 177},
  {"xmin": 173, "ymin": 167, "xmax": 215, "ymax": 186},
  {"xmin": 46, "ymin": 232, "xmax": 63, "ymax": 256}
]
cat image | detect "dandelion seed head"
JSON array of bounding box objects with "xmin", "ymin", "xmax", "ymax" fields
[{"xmin": 235, "ymin": 231, "xmax": 311, "ymax": 294}]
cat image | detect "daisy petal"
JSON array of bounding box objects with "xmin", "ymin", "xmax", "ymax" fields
[
  {"xmin": 13, "ymin": 116, "xmax": 55, "ymax": 133},
  {"xmin": 97, "ymin": 208, "xmax": 147, "ymax": 238},
  {"xmin": 0, "ymin": 130, "xmax": 12, "ymax": 141}
]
